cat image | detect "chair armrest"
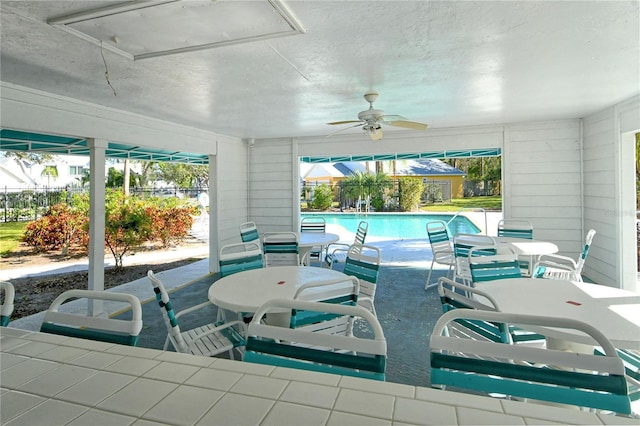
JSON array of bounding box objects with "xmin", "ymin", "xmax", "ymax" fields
[
  {"xmin": 189, "ymin": 320, "xmax": 247, "ymax": 343},
  {"xmin": 174, "ymin": 301, "xmax": 215, "ymax": 319},
  {"xmin": 536, "ymin": 253, "xmax": 578, "ymax": 269}
]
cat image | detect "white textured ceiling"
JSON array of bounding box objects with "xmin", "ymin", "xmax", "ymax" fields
[{"xmin": 1, "ymin": 1, "xmax": 639, "ymax": 140}]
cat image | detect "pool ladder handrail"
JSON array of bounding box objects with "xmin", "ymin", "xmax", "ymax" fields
[{"xmin": 446, "ymin": 207, "xmax": 488, "ymax": 235}]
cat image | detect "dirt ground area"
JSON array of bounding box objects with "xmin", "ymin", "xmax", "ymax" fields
[{"xmin": 1, "ymin": 238, "xmax": 208, "ymax": 319}]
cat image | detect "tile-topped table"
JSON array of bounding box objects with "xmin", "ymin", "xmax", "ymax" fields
[{"xmin": 1, "ymin": 327, "xmax": 636, "ymax": 425}]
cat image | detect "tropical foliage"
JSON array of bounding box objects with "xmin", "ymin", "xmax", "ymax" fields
[
  {"xmin": 398, "ymin": 177, "xmax": 424, "ymax": 212},
  {"xmin": 310, "ymin": 184, "xmax": 333, "ymax": 210}
]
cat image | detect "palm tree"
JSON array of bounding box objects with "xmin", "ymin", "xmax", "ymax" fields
[{"xmin": 41, "ymin": 165, "xmax": 58, "ymax": 186}]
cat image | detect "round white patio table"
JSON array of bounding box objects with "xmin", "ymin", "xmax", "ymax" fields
[
  {"xmin": 298, "ymin": 232, "xmax": 340, "ymax": 265},
  {"xmin": 209, "ymin": 265, "xmax": 348, "ymax": 325},
  {"xmin": 479, "ymin": 278, "xmax": 640, "ymax": 350},
  {"xmin": 492, "ymin": 236, "xmax": 558, "ymax": 256}
]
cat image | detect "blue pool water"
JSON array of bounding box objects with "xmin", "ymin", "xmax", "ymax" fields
[{"xmin": 301, "ymin": 213, "xmax": 481, "ymax": 240}]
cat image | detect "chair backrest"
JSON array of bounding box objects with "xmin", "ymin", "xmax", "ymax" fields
[
  {"xmin": 40, "ymin": 289, "xmax": 143, "ymax": 346},
  {"xmin": 219, "ymin": 241, "xmax": 263, "ymax": 277},
  {"xmin": 497, "ymin": 219, "xmax": 533, "ymax": 239},
  {"xmin": 147, "ymin": 270, "xmax": 190, "ymax": 353},
  {"xmin": 430, "ymin": 309, "xmax": 631, "ymax": 414},
  {"xmin": 240, "ymin": 221, "xmax": 259, "ymax": 242},
  {"xmin": 468, "ymin": 245, "xmax": 522, "ymax": 283},
  {"xmin": 262, "ymin": 232, "xmax": 300, "ymax": 266},
  {"xmin": 575, "ymin": 228, "xmax": 596, "ymax": 273},
  {"xmin": 292, "ymin": 276, "xmax": 359, "ymax": 330},
  {"xmin": 245, "ymin": 299, "xmax": 387, "ymax": 381},
  {"xmin": 436, "ymin": 277, "xmax": 507, "ymax": 343},
  {"xmin": 426, "ymin": 220, "xmax": 452, "ymax": 253},
  {"xmin": 452, "ymin": 234, "xmax": 497, "ymax": 282},
  {"xmin": 343, "ymin": 244, "xmax": 381, "ymax": 301},
  {"xmin": 300, "ymin": 217, "xmax": 326, "ymax": 233},
  {"xmin": 353, "ymin": 221, "xmax": 368, "ymax": 245},
  {"xmin": 0, "ymin": 281, "xmax": 15, "ymax": 326}
]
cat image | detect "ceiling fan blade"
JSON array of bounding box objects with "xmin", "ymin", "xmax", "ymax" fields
[
  {"xmin": 386, "ymin": 120, "xmax": 428, "ymax": 130},
  {"xmin": 380, "ymin": 114, "xmax": 407, "ymax": 122},
  {"xmin": 326, "ymin": 120, "xmax": 363, "ymax": 126},
  {"xmin": 326, "ymin": 122, "xmax": 364, "ymax": 137}
]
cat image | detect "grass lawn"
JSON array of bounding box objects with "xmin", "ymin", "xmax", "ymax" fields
[
  {"xmin": 420, "ymin": 196, "xmax": 502, "ymax": 212},
  {"xmin": 0, "ymin": 222, "xmax": 27, "ymax": 256}
]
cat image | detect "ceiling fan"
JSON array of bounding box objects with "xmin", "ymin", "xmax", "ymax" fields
[{"xmin": 326, "ymin": 93, "xmax": 428, "ymax": 140}]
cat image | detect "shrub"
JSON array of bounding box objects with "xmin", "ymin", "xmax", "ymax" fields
[
  {"xmin": 22, "ymin": 203, "xmax": 88, "ymax": 255},
  {"xmin": 311, "ymin": 184, "xmax": 333, "ymax": 210},
  {"xmin": 399, "ymin": 177, "xmax": 424, "ymax": 212},
  {"xmin": 146, "ymin": 197, "xmax": 197, "ymax": 247}
]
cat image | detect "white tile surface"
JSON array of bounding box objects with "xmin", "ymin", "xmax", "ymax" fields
[
  {"xmin": 183, "ymin": 367, "xmax": 242, "ymax": 391},
  {"xmin": 228, "ymin": 374, "xmax": 289, "ymax": 399},
  {"xmin": 416, "ymin": 386, "xmax": 504, "ymax": 412},
  {"xmin": 98, "ymin": 377, "xmax": 177, "ymax": 417},
  {"xmin": 457, "ymin": 406, "xmax": 526, "ymax": 425},
  {"xmin": 270, "ymin": 365, "xmax": 341, "ymax": 386},
  {"xmin": 17, "ymin": 364, "xmax": 95, "ymax": 397},
  {"xmin": 0, "ymin": 390, "xmax": 46, "ymax": 423},
  {"xmin": 142, "ymin": 385, "xmax": 224, "ymax": 425},
  {"xmin": 0, "ymin": 358, "xmax": 59, "ymax": 387},
  {"xmin": 501, "ymin": 399, "xmax": 602, "ymax": 424},
  {"xmin": 70, "ymin": 350, "xmax": 124, "ymax": 369},
  {"xmin": 36, "ymin": 345, "xmax": 89, "ymax": 362},
  {"xmin": 333, "ymin": 388, "xmax": 395, "ymax": 420},
  {"xmin": 0, "ymin": 353, "xmax": 28, "ymax": 370},
  {"xmin": 326, "ymin": 411, "xmax": 392, "ymax": 426},
  {"xmin": 394, "ymin": 397, "xmax": 457, "ymax": 425},
  {"xmin": 142, "ymin": 361, "xmax": 200, "ymax": 383},
  {"xmin": 340, "ymin": 375, "xmax": 415, "ymax": 398},
  {"xmin": 261, "ymin": 401, "xmax": 330, "ymax": 426},
  {"xmin": 196, "ymin": 392, "xmax": 274, "ymax": 425},
  {"xmin": 67, "ymin": 408, "xmax": 137, "ymax": 426},
  {"xmin": 279, "ymin": 381, "xmax": 340, "ymax": 409},
  {"xmin": 4, "ymin": 398, "xmax": 88, "ymax": 426},
  {"xmin": 103, "ymin": 356, "xmax": 160, "ymax": 376},
  {"xmin": 56, "ymin": 371, "xmax": 135, "ymax": 406}
]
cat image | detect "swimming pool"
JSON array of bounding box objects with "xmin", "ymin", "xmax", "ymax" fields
[{"xmin": 301, "ymin": 213, "xmax": 481, "ymax": 240}]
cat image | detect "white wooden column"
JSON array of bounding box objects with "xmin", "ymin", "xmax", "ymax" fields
[
  {"xmin": 209, "ymin": 153, "xmax": 218, "ymax": 273},
  {"xmin": 87, "ymin": 138, "xmax": 107, "ymax": 316}
]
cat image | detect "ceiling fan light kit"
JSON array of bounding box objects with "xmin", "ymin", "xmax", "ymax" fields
[{"xmin": 326, "ymin": 92, "xmax": 428, "ymax": 140}]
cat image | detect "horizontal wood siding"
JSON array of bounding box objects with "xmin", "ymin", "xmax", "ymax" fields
[
  {"xmin": 249, "ymin": 139, "xmax": 295, "ymax": 232},
  {"xmin": 216, "ymin": 139, "xmax": 249, "ymax": 249},
  {"xmin": 504, "ymin": 121, "xmax": 583, "ymax": 254}
]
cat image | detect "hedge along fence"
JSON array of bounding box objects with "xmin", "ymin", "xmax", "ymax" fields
[{"xmin": 21, "ymin": 190, "xmax": 198, "ymax": 269}]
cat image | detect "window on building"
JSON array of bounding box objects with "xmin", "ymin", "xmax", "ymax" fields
[{"xmin": 69, "ymin": 166, "xmax": 86, "ymax": 176}]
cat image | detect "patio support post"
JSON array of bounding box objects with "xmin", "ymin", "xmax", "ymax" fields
[{"xmin": 87, "ymin": 138, "xmax": 107, "ymax": 316}]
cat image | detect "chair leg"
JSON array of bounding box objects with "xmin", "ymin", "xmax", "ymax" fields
[{"xmin": 425, "ymin": 260, "xmax": 437, "ymax": 290}]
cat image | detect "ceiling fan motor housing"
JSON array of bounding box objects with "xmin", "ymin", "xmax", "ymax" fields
[{"xmin": 358, "ymin": 109, "xmax": 384, "ymax": 122}]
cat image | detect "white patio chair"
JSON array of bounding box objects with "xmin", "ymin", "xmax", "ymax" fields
[
  {"xmin": 430, "ymin": 309, "xmax": 632, "ymax": 415},
  {"xmin": 424, "ymin": 220, "xmax": 455, "ymax": 290},
  {"xmin": 0, "ymin": 281, "xmax": 15, "ymax": 327},
  {"xmin": 300, "ymin": 216, "xmax": 326, "ymax": 265},
  {"xmin": 219, "ymin": 241, "xmax": 263, "ymax": 277},
  {"xmin": 329, "ymin": 244, "xmax": 381, "ymax": 316},
  {"xmin": 244, "ymin": 299, "xmax": 387, "ymax": 381},
  {"xmin": 497, "ymin": 219, "xmax": 534, "ymax": 276},
  {"xmin": 468, "ymin": 245, "xmax": 522, "ymax": 284},
  {"xmin": 324, "ymin": 220, "xmax": 368, "ymax": 267},
  {"xmin": 533, "ymin": 229, "xmax": 596, "ymax": 281},
  {"xmin": 452, "ymin": 233, "xmax": 497, "ymax": 286},
  {"xmin": 239, "ymin": 221, "xmax": 260, "ymax": 243},
  {"xmin": 40, "ymin": 289, "xmax": 143, "ymax": 346},
  {"xmin": 147, "ymin": 270, "xmax": 246, "ymax": 359},
  {"xmin": 262, "ymin": 232, "xmax": 300, "ymax": 266}
]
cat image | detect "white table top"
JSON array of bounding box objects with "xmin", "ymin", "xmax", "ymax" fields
[
  {"xmin": 3, "ymin": 327, "xmax": 618, "ymax": 425},
  {"xmin": 479, "ymin": 278, "xmax": 640, "ymax": 349},
  {"xmin": 209, "ymin": 266, "xmax": 347, "ymax": 313},
  {"xmin": 493, "ymin": 236, "xmax": 559, "ymax": 256},
  {"xmin": 298, "ymin": 231, "xmax": 340, "ymax": 248}
]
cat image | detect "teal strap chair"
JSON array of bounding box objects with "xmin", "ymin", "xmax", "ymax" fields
[
  {"xmin": 148, "ymin": 270, "xmax": 246, "ymax": 359},
  {"xmin": 262, "ymin": 232, "xmax": 300, "ymax": 266},
  {"xmin": 431, "ymin": 309, "xmax": 632, "ymax": 415},
  {"xmin": 533, "ymin": 229, "xmax": 596, "ymax": 281},
  {"xmin": 219, "ymin": 241, "xmax": 263, "ymax": 277},
  {"xmin": 324, "ymin": 221, "xmax": 368, "ymax": 267},
  {"xmin": 497, "ymin": 219, "xmax": 534, "ymax": 275},
  {"xmin": 0, "ymin": 281, "xmax": 15, "ymax": 327},
  {"xmin": 245, "ymin": 299, "xmax": 387, "ymax": 381},
  {"xmin": 437, "ymin": 277, "xmax": 543, "ymax": 345},
  {"xmin": 425, "ymin": 220, "xmax": 455, "ymax": 290},
  {"xmin": 239, "ymin": 221, "xmax": 260, "ymax": 243},
  {"xmin": 468, "ymin": 245, "xmax": 522, "ymax": 283},
  {"xmin": 336, "ymin": 244, "xmax": 381, "ymax": 316},
  {"xmin": 452, "ymin": 234, "xmax": 497, "ymax": 286},
  {"xmin": 300, "ymin": 216, "xmax": 326, "ymax": 264},
  {"xmin": 40, "ymin": 289, "xmax": 143, "ymax": 346},
  {"xmin": 292, "ymin": 275, "xmax": 359, "ymax": 330}
]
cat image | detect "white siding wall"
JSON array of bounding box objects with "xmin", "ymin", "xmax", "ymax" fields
[
  {"xmin": 503, "ymin": 121, "xmax": 583, "ymax": 253},
  {"xmin": 248, "ymin": 138, "xmax": 297, "ymax": 232},
  {"xmin": 582, "ymin": 96, "xmax": 639, "ymax": 289}
]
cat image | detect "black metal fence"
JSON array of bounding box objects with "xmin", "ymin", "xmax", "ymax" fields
[{"xmin": 1, "ymin": 186, "xmax": 208, "ymax": 223}]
